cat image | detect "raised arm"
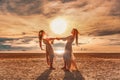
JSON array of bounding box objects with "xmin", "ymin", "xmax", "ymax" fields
[
  {"xmin": 46, "ymin": 38, "xmax": 56, "ymax": 44},
  {"xmin": 56, "ymin": 36, "xmax": 70, "ymax": 41},
  {"xmin": 48, "ymin": 38, "xmax": 56, "ymax": 41}
]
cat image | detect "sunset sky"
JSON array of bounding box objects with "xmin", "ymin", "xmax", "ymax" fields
[{"xmin": 0, "ymin": 0, "xmax": 120, "ymax": 52}]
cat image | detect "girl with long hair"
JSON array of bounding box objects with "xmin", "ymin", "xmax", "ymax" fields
[
  {"xmin": 38, "ymin": 30, "xmax": 55, "ymax": 70},
  {"xmin": 57, "ymin": 28, "xmax": 79, "ymax": 71}
]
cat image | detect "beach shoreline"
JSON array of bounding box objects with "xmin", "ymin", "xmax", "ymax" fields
[{"xmin": 0, "ymin": 53, "xmax": 120, "ymax": 59}]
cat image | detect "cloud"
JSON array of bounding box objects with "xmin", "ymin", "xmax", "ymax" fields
[
  {"xmin": 0, "ymin": 0, "xmax": 119, "ymax": 16},
  {"xmin": 109, "ymin": 0, "xmax": 120, "ymax": 16},
  {"xmin": 0, "ymin": 0, "xmax": 43, "ymax": 15},
  {"xmin": 61, "ymin": 0, "xmax": 77, "ymax": 3},
  {"xmin": 83, "ymin": 17, "xmax": 120, "ymax": 36},
  {"xmin": 53, "ymin": 42, "xmax": 65, "ymax": 47},
  {"xmin": 91, "ymin": 29, "xmax": 120, "ymax": 36},
  {"xmin": 0, "ymin": 0, "xmax": 120, "ymax": 37},
  {"xmin": 0, "ymin": 36, "xmax": 39, "ymax": 51}
]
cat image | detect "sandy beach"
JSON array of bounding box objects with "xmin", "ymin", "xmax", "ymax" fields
[{"xmin": 0, "ymin": 53, "xmax": 120, "ymax": 80}]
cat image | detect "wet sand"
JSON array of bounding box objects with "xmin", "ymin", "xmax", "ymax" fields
[{"xmin": 0, "ymin": 53, "xmax": 120, "ymax": 80}]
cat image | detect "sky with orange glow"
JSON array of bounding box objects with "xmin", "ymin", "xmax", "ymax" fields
[{"xmin": 0, "ymin": 0, "xmax": 120, "ymax": 52}]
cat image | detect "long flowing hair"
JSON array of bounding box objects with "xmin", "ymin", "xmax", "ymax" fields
[
  {"xmin": 73, "ymin": 29, "xmax": 79, "ymax": 45},
  {"xmin": 38, "ymin": 30, "xmax": 44, "ymax": 50}
]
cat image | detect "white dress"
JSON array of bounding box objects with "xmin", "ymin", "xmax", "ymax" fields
[
  {"xmin": 43, "ymin": 39, "xmax": 54, "ymax": 64},
  {"xmin": 63, "ymin": 35, "xmax": 76, "ymax": 70}
]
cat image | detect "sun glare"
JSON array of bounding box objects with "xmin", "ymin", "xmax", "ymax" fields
[
  {"xmin": 50, "ymin": 18, "xmax": 67, "ymax": 34},
  {"xmin": 55, "ymin": 49, "xmax": 64, "ymax": 55}
]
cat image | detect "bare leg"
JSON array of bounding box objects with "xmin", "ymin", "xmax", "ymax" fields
[
  {"xmin": 66, "ymin": 60, "xmax": 71, "ymax": 71},
  {"xmin": 46, "ymin": 53, "xmax": 49, "ymax": 65},
  {"xmin": 61, "ymin": 60, "xmax": 66, "ymax": 69},
  {"xmin": 72, "ymin": 60, "xmax": 78, "ymax": 70},
  {"xmin": 49, "ymin": 57, "xmax": 55, "ymax": 70},
  {"xmin": 50, "ymin": 63, "xmax": 55, "ymax": 70},
  {"xmin": 61, "ymin": 55, "xmax": 66, "ymax": 69}
]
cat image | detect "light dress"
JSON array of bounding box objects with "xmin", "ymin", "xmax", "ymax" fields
[
  {"xmin": 63, "ymin": 35, "xmax": 77, "ymax": 70},
  {"xmin": 43, "ymin": 38, "xmax": 54, "ymax": 64}
]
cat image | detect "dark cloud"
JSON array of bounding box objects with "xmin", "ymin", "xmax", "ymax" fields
[
  {"xmin": 0, "ymin": 38, "xmax": 14, "ymax": 43},
  {"xmin": 92, "ymin": 29, "xmax": 120, "ymax": 36},
  {"xmin": 0, "ymin": 44, "xmax": 11, "ymax": 51},
  {"xmin": 0, "ymin": 0, "xmax": 119, "ymax": 17},
  {"xmin": 109, "ymin": 0, "xmax": 120, "ymax": 16},
  {"xmin": 0, "ymin": 44, "xmax": 33, "ymax": 51},
  {"xmin": 0, "ymin": 36, "xmax": 37, "ymax": 44},
  {"xmin": 0, "ymin": 36, "xmax": 38, "ymax": 51},
  {"xmin": 75, "ymin": 1, "xmax": 88, "ymax": 8},
  {"xmin": 61, "ymin": 0, "xmax": 76, "ymax": 3},
  {"xmin": 0, "ymin": 0, "xmax": 43, "ymax": 15}
]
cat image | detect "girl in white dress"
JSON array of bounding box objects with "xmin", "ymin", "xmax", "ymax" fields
[
  {"xmin": 38, "ymin": 30, "xmax": 55, "ymax": 70},
  {"xmin": 58, "ymin": 28, "xmax": 79, "ymax": 71}
]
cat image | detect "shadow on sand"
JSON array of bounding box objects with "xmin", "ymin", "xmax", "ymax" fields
[
  {"xmin": 36, "ymin": 69, "xmax": 52, "ymax": 80},
  {"xmin": 64, "ymin": 70, "xmax": 85, "ymax": 80},
  {"xmin": 36, "ymin": 69, "xmax": 84, "ymax": 80}
]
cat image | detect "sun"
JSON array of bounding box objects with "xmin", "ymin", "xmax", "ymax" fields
[{"xmin": 50, "ymin": 18, "xmax": 67, "ymax": 34}]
